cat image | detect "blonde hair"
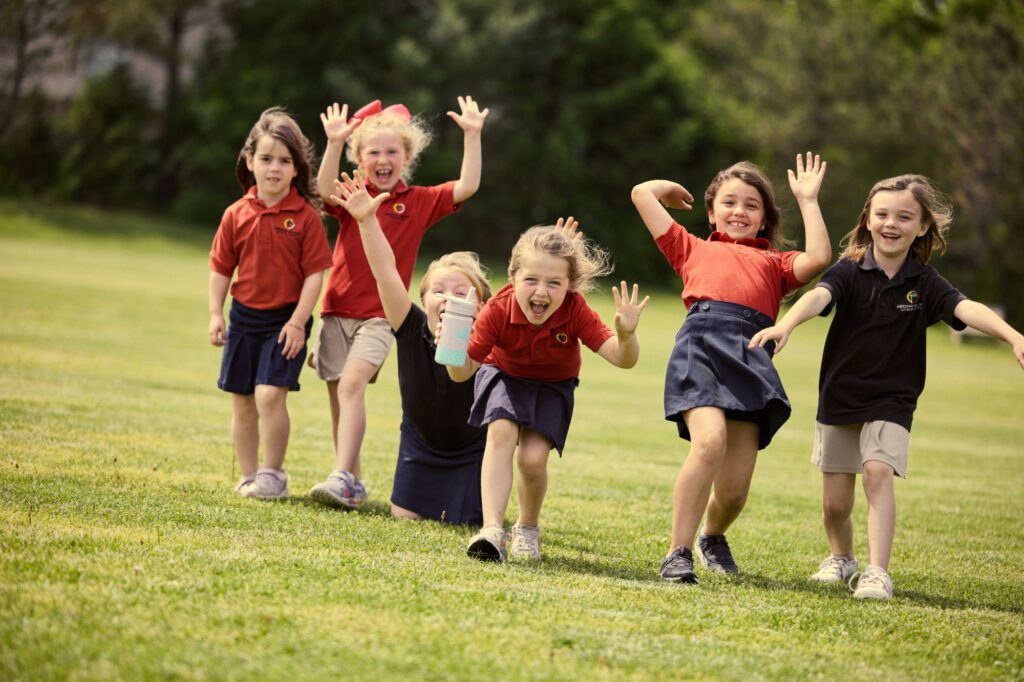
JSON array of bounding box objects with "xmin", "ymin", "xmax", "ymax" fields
[
  {"xmin": 236, "ymin": 107, "xmax": 319, "ymax": 208},
  {"xmin": 508, "ymin": 226, "xmax": 613, "ymax": 294},
  {"xmin": 704, "ymin": 161, "xmax": 791, "ymax": 250},
  {"xmin": 418, "ymin": 251, "xmax": 492, "ymax": 304},
  {"xmin": 840, "ymin": 174, "xmax": 953, "ymax": 265},
  {"xmin": 345, "ymin": 113, "xmax": 432, "ymax": 183}
]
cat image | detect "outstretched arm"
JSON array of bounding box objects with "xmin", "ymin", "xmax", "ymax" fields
[
  {"xmin": 330, "ymin": 171, "xmax": 411, "ymax": 331},
  {"xmin": 596, "ymin": 281, "xmax": 650, "ymax": 368},
  {"xmin": 789, "ymin": 152, "xmax": 831, "ymax": 283},
  {"xmin": 954, "ymin": 300, "xmax": 1024, "ymax": 370},
  {"xmin": 316, "ymin": 103, "xmax": 362, "ymax": 204},
  {"xmin": 749, "ymin": 286, "xmax": 833, "ymax": 354},
  {"xmin": 449, "ymin": 95, "xmax": 489, "ymax": 204},
  {"xmin": 630, "ymin": 180, "xmax": 694, "ymax": 239},
  {"xmin": 277, "ymin": 271, "xmax": 325, "ymax": 360},
  {"xmin": 208, "ymin": 271, "xmax": 231, "ymax": 346}
]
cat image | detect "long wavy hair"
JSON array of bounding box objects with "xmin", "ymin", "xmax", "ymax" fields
[{"xmin": 235, "ymin": 107, "xmax": 320, "ymax": 208}]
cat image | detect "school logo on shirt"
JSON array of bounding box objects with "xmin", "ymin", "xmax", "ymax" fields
[
  {"xmin": 897, "ymin": 289, "xmax": 922, "ymax": 312},
  {"xmin": 392, "ymin": 202, "xmax": 406, "ymax": 214},
  {"xmin": 282, "ymin": 218, "xmax": 296, "ymax": 230},
  {"xmin": 555, "ymin": 332, "xmax": 569, "ymax": 344}
]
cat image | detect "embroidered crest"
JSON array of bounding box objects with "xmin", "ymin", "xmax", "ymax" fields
[
  {"xmin": 556, "ymin": 332, "xmax": 569, "ymax": 344},
  {"xmin": 906, "ymin": 290, "xmax": 919, "ymax": 304},
  {"xmin": 393, "ymin": 202, "xmax": 406, "ymax": 214},
  {"xmin": 282, "ymin": 218, "xmax": 296, "ymax": 230}
]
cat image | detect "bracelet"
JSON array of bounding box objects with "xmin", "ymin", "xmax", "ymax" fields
[{"xmin": 286, "ymin": 322, "xmax": 305, "ymax": 332}]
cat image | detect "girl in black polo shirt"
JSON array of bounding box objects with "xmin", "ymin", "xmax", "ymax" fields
[{"xmin": 751, "ymin": 174, "xmax": 1024, "ymax": 600}]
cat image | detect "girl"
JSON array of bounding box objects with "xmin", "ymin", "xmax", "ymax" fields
[
  {"xmin": 208, "ymin": 107, "xmax": 333, "ymax": 500},
  {"xmin": 332, "ymin": 170, "xmax": 491, "ymax": 524},
  {"xmin": 309, "ymin": 96, "xmax": 488, "ymax": 510},
  {"xmin": 448, "ymin": 223, "xmax": 649, "ymax": 562},
  {"xmin": 631, "ymin": 153, "xmax": 830, "ymax": 584},
  {"xmin": 750, "ymin": 174, "xmax": 1024, "ymax": 599}
]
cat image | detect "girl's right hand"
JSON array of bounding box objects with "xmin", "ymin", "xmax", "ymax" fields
[
  {"xmin": 656, "ymin": 181, "xmax": 694, "ymax": 209},
  {"xmin": 788, "ymin": 151, "xmax": 826, "ymax": 203},
  {"xmin": 749, "ymin": 325, "xmax": 790, "ymax": 353},
  {"xmin": 209, "ymin": 314, "xmax": 226, "ymax": 347},
  {"xmin": 320, "ymin": 102, "xmax": 362, "ymax": 144},
  {"xmin": 554, "ymin": 216, "xmax": 582, "ymax": 241},
  {"xmin": 331, "ymin": 170, "xmax": 390, "ymax": 221}
]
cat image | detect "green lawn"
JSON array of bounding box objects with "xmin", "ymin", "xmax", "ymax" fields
[{"xmin": 1, "ymin": 199, "xmax": 1022, "ymax": 680}]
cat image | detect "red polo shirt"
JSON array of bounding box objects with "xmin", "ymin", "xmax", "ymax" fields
[
  {"xmin": 209, "ymin": 186, "xmax": 333, "ymax": 310},
  {"xmin": 322, "ymin": 180, "xmax": 460, "ymax": 319},
  {"xmin": 468, "ymin": 284, "xmax": 614, "ymax": 382},
  {"xmin": 655, "ymin": 222, "xmax": 804, "ymax": 320}
]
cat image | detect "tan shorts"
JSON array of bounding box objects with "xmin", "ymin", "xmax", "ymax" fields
[
  {"xmin": 310, "ymin": 316, "xmax": 393, "ymax": 382},
  {"xmin": 811, "ymin": 421, "xmax": 911, "ymax": 479}
]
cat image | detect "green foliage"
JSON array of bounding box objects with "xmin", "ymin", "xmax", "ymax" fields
[
  {"xmin": 3, "ymin": 202, "xmax": 1024, "ymax": 680},
  {"xmin": 0, "ymin": 88, "xmax": 59, "ymax": 195},
  {"xmin": 56, "ymin": 63, "xmax": 156, "ymax": 207}
]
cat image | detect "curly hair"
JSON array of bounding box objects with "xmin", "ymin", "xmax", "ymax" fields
[
  {"xmin": 704, "ymin": 161, "xmax": 792, "ymax": 250},
  {"xmin": 508, "ymin": 226, "xmax": 613, "ymax": 294},
  {"xmin": 418, "ymin": 251, "xmax": 492, "ymax": 304},
  {"xmin": 345, "ymin": 113, "xmax": 433, "ymax": 183},
  {"xmin": 236, "ymin": 107, "xmax": 319, "ymax": 208},
  {"xmin": 839, "ymin": 175, "xmax": 953, "ymax": 265}
]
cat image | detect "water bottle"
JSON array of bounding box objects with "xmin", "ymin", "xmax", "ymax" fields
[{"xmin": 434, "ymin": 289, "xmax": 477, "ymax": 367}]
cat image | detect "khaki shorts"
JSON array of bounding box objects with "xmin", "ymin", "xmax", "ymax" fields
[
  {"xmin": 811, "ymin": 421, "xmax": 911, "ymax": 479},
  {"xmin": 309, "ymin": 316, "xmax": 393, "ymax": 382}
]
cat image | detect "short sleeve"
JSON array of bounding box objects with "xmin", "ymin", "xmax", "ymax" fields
[
  {"xmin": 209, "ymin": 208, "xmax": 238, "ymax": 277},
  {"xmin": 923, "ymin": 270, "xmax": 968, "ymax": 330},
  {"xmin": 572, "ymin": 296, "xmax": 615, "ymax": 352},
  {"xmin": 467, "ymin": 296, "xmax": 502, "ymax": 363},
  {"xmin": 297, "ymin": 208, "xmax": 334, "ymax": 276},
  {"xmin": 779, "ymin": 250, "xmax": 804, "ymax": 293},
  {"xmin": 816, "ymin": 260, "xmax": 850, "ymax": 316},
  {"xmin": 653, "ymin": 222, "xmax": 696, "ymax": 278},
  {"xmin": 418, "ymin": 181, "xmax": 460, "ymax": 230}
]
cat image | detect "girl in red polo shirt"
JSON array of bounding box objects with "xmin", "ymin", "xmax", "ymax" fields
[
  {"xmin": 209, "ymin": 108, "xmax": 333, "ymax": 500},
  {"xmin": 308, "ymin": 97, "xmax": 488, "ymax": 511},
  {"xmin": 448, "ymin": 223, "xmax": 650, "ymax": 562},
  {"xmin": 631, "ymin": 153, "xmax": 830, "ymax": 584}
]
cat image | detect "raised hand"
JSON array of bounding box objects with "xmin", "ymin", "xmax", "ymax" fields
[
  {"xmin": 612, "ymin": 281, "xmax": 650, "ymax": 336},
  {"xmin": 320, "ymin": 102, "xmax": 362, "ymax": 144},
  {"xmin": 447, "ymin": 95, "xmax": 489, "ymax": 134},
  {"xmin": 657, "ymin": 181, "xmax": 694, "ymax": 210},
  {"xmin": 788, "ymin": 151, "xmax": 826, "ymax": 203},
  {"xmin": 554, "ymin": 216, "xmax": 583, "ymax": 242},
  {"xmin": 331, "ymin": 170, "xmax": 390, "ymax": 222}
]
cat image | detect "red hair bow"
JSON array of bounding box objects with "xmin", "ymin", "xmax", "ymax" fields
[{"xmin": 350, "ymin": 100, "xmax": 411, "ymax": 124}]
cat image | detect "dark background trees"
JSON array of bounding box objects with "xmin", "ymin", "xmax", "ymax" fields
[{"xmin": 2, "ymin": 0, "xmax": 1022, "ymax": 322}]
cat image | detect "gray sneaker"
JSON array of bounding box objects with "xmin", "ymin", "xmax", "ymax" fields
[
  {"xmin": 850, "ymin": 565, "xmax": 893, "ymax": 600},
  {"xmin": 660, "ymin": 547, "xmax": 698, "ymax": 584},
  {"xmin": 467, "ymin": 525, "xmax": 507, "ymax": 563},
  {"xmin": 509, "ymin": 524, "xmax": 541, "ymax": 560},
  {"xmin": 810, "ymin": 555, "xmax": 859, "ymax": 584},
  {"xmin": 234, "ymin": 473, "xmax": 256, "ymax": 495},
  {"xmin": 309, "ymin": 470, "xmax": 367, "ymax": 509},
  {"xmin": 242, "ymin": 468, "xmax": 289, "ymax": 500},
  {"xmin": 696, "ymin": 527, "xmax": 739, "ymax": 574}
]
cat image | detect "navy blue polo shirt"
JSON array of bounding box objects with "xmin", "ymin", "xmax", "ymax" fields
[{"xmin": 814, "ymin": 250, "xmax": 967, "ymax": 431}]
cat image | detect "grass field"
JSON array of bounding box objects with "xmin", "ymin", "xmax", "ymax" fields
[{"xmin": 1, "ymin": 199, "xmax": 1022, "ymax": 680}]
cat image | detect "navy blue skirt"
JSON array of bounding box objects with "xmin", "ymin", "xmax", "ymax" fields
[
  {"xmin": 468, "ymin": 364, "xmax": 578, "ymax": 455},
  {"xmin": 664, "ymin": 300, "xmax": 790, "ymax": 450},
  {"xmin": 390, "ymin": 418, "xmax": 484, "ymax": 525}
]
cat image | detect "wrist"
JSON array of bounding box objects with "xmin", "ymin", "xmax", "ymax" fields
[{"xmin": 286, "ymin": 321, "xmax": 305, "ymax": 332}]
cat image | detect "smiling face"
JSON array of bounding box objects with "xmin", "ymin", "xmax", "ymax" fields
[
  {"xmin": 511, "ymin": 248, "xmax": 570, "ymax": 327},
  {"xmin": 866, "ymin": 189, "xmax": 929, "ymax": 264},
  {"xmin": 707, "ymin": 177, "xmax": 765, "ymax": 240},
  {"xmin": 422, "ymin": 267, "xmax": 477, "ymax": 335},
  {"xmin": 246, "ymin": 136, "xmax": 297, "ymax": 205},
  {"xmin": 357, "ymin": 130, "xmax": 409, "ymax": 192}
]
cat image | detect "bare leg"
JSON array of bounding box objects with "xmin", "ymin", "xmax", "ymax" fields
[
  {"xmin": 670, "ymin": 406, "xmax": 728, "ymax": 552},
  {"xmin": 333, "ymin": 358, "xmax": 379, "ymax": 478},
  {"xmin": 390, "ymin": 503, "xmax": 422, "ymax": 520},
  {"xmin": 862, "ymin": 460, "xmax": 896, "ymax": 570},
  {"xmin": 479, "ymin": 419, "xmax": 519, "ymax": 528},
  {"xmin": 702, "ymin": 419, "xmax": 759, "ymax": 535},
  {"xmin": 254, "ymin": 385, "xmax": 290, "ymax": 470},
  {"xmin": 822, "ymin": 472, "xmax": 857, "ymax": 558},
  {"xmin": 515, "ymin": 428, "xmax": 552, "ymax": 527},
  {"xmin": 325, "ymin": 379, "xmax": 340, "ymax": 462},
  {"xmin": 232, "ymin": 393, "xmax": 259, "ymax": 476}
]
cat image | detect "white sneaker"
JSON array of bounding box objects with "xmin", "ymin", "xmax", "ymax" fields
[
  {"xmin": 509, "ymin": 524, "xmax": 542, "ymax": 560},
  {"xmin": 242, "ymin": 468, "xmax": 289, "ymax": 500},
  {"xmin": 467, "ymin": 525, "xmax": 507, "ymax": 563},
  {"xmin": 850, "ymin": 565, "xmax": 893, "ymax": 600},
  {"xmin": 309, "ymin": 470, "xmax": 367, "ymax": 509},
  {"xmin": 233, "ymin": 473, "xmax": 256, "ymax": 495},
  {"xmin": 810, "ymin": 555, "xmax": 859, "ymax": 583}
]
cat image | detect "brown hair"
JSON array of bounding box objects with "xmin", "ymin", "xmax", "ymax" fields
[
  {"xmin": 236, "ymin": 107, "xmax": 320, "ymax": 208},
  {"xmin": 704, "ymin": 161, "xmax": 791, "ymax": 250},
  {"xmin": 345, "ymin": 113, "xmax": 433, "ymax": 183},
  {"xmin": 839, "ymin": 174, "xmax": 952, "ymax": 264},
  {"xmin": 508, "ymin": 226, "xmax": 613, "ymax": 294},
  {"xmin": 418, "ymin": 251, "xmax": 492, "ymax": 304}
]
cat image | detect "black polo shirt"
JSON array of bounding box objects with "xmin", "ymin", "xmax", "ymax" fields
[
  {"xmin": 814, "ymin": 251, "xmax": 967, "ymax": 431},
  {"xmin": 394, "ymin": 304, "xmax": 485, "ymax": 453}
]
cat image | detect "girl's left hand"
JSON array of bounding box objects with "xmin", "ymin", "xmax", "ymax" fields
[
  {"xmin": 278, "ymin": 323, "xmax": 305, "ymax": 360},
  {"xmin": 554, "ymin": 216, "xmax": 583, "ymax": 241},
  {"xmin": 447, "ymin": 95, "xmax": 489, "ymax": 134},
  {"xmin": 331, "ymin": 170, "xmax": 391, "ymax": 221},
  {"xmin": 612, "ymin": 281, "xmax": 650, "ymax": 335},
  {"xmin": 788, "ymin": 151, "xmax": 827, "ymax": 203}
]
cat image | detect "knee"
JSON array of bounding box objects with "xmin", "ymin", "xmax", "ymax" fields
[
  {"xmin": 862, "ymin": 460, "xmax": 894, "ymax": 491},
  {"xmin": 688, "ymin": 430, "xmax": 727, "ymax": 464},
  {"xmin": 253, "ymin": 387, "xmax": 286, "ymax": 414},
  {"xmin": 487, "ymin": 420, "xmax": 520, "ymax": 449},
  {"xmin": 822, "ymin": 496, "xmax": 852, "ymax": 522},
  {"xmin": 517, "ymin": 452, "xmax": 548, "ymax": 480},
  {"xmin": 338, "ymin": 374, "xmax": 369, "ymax": 401},
  {"xmin": 714, "ymin": 488, "xmax": 748, "ymax": 513}
]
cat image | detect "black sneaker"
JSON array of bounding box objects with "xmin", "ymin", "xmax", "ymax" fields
[
  {"xmin": 696, "ymin": 530, "xmax": 739, "ymax": 574},
  {"xmin": 660, "ymin": 547, "xmax": 698, "ymax": 584}
]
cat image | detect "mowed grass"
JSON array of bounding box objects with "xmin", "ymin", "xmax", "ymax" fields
[{"xmin": 1, "ymin": 199, "xmax": 1022, "ymax": 681}]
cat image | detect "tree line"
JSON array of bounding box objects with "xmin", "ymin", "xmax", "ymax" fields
[{"xmin": 2, "ymin": 0, "xmax": 1022, "ymax": 323}]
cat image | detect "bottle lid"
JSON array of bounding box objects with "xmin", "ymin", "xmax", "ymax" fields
[{"xmin": 441, "ymin": 293, "xmax": 476, "ymax": 317}]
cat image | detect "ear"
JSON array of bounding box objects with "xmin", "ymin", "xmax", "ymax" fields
[
  {"xmin": 707, "ymin": 211, "xmax": 716, "ymax": 229},
  {"xmin": 917, "ymin": 221, "xmax": 931, "ymax": 238},
  {"xmin": 245, "ymin": 154, "xmax": 254, "ymax": 172}
]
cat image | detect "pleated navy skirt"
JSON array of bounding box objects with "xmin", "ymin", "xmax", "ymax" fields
[{"xmin": 664, "ymin": 300, "xmax": 790, "ymax": 450}]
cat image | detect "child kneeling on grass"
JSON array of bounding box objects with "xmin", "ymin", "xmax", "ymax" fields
[{"xmin": 750, "ymin": 174, "xmax": 1024, "ymax": 599}]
